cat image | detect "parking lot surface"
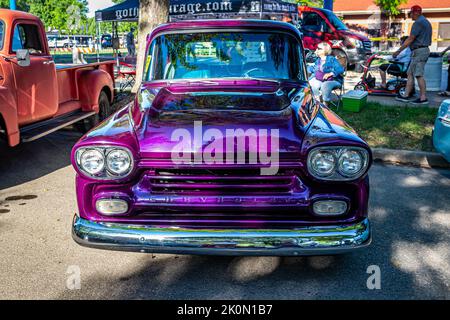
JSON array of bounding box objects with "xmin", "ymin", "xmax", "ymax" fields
[{"xmin": 0, "ymin": 131, "xmax": 449, "ymax": 299}]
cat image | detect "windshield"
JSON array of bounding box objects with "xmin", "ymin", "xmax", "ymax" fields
[
  {"xmin": 147, "ymin": 32, "xmax": 304, "ymax": 81},
  {"xmin": 0, "ymin": 22, "xmax": 4, "ymax": 50},
  {"xmin": 323, "ymin": 10, "xmax": 348, "ymax": 31}
]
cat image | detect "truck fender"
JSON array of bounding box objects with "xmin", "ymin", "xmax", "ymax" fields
[
  {"xmin": 77, "ymin": 68, "xmax": 114, "ymax": 113},
  {"xmin": 0, "ymin": 86, "xmax": 20, "ymax": 147}
]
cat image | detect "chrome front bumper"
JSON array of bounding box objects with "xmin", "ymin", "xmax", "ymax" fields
[{"xmin": 72, "ymin": 215, "xmax": 371, "ymax": 256}]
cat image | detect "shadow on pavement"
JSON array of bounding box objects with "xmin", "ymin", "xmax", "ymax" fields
[
  {"xmin": 57, "ymin": 164, "xmax": 450, "ymax": 300},
  {"xmin": 0, "ymin": 129, "xmax": 82, "ymax": 191}
]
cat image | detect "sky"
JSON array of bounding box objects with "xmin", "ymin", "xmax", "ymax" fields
[{"xmin": 87, "ymin": 0, "xmax": 115, "ymax": 17}]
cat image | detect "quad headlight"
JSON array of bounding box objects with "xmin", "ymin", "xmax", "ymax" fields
[
  {"xmin": 307, "ymin": 147, "xmax": 369, "ymax": 181},
  {"xmin": 79, "ymin": 149, "xmax": 105, "ymax": 176},
  {"xmin": 75, "ymin": 146, "xmax": 134, "ymax": 179},
  {"xmin": 106, "ymin": 149, "xmax": 132, "ymax": 175}
]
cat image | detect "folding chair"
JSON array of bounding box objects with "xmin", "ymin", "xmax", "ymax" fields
[
  {"xmin": 118, "ymin": 61, "xmax": 136, "ymax": 92},
  {"xmin": 329, "ymin": 75, "xmax": 345, "ymax": 110},
  {"xmin": 327, "ymin": 51, "xmax": 347, "ymax": 110}
]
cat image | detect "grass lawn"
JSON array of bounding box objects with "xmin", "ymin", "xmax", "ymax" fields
[{"xmin": 335, "ymin": 103, "xmax": 438, "ymax": 152}]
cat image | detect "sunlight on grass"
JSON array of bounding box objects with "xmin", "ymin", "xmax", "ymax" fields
[{"xmin": 336, "ymin": 103, "xmax": 438, "ymax": 151}]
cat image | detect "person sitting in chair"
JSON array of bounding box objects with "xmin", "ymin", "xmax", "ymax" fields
[
  {"xmin": 308, "ymin": 42, "xmax": 345, "ymax": 107},
  {"xmin": 378, "ymin": 36, "xmax": 411, "ymax": 89}
]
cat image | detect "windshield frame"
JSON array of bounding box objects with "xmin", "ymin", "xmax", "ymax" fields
[
  {"xmin": 145, "ymin": 29, "xmax": 306, "ymax": 83},
  {"xmin": 0, "ymin": 20, "xmax": 4, "ymax": 51},
  {"xmin": 322, "ymin": 9, "xmax": 348, "ymax": 31}
]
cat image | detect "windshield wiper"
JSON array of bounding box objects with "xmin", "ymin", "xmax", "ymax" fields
[
  {"xmin": 243, "ymin": 76, "xmax": 280, "ymax": 85},
  {"xmin": 167, "ymin": 79, "xmax": 219, "ymax": 86}
]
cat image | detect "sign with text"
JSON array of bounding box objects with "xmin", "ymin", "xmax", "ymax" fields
[{"xmin": 95, "ymin": 0, "xmax": 297, "ymax": 22}]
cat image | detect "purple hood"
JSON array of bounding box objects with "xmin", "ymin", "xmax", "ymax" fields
[
  {"xmin": 133, "ymin": 80, "xmax": 309, "ymax": 160},
  {"xmin": 75, "ymin": 79, "xmax": 368, "ymax": 168}
]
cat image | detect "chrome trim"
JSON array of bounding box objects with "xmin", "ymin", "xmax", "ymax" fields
[
  {"xmin": 21, "ymin": 111, "xmax": 96, "ymax": 143},
  {"xmin": 72, "ymin": 216, "xmax": 371, "ymax": 256},
  {"xmin": 438, "ymin": 117, "xmax": 450, "ymax": 125}
]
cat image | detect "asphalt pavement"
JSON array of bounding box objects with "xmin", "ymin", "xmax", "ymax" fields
[{"xmin": 0, "ymin": 130, "xmax": 449, "ymax": 299}]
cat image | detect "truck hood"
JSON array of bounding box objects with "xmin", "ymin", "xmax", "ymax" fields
[
  {"xmin": 339, "ymin": 30, "xmax": 370, "ymax": 42},
  {"xmin": 135, "ymin": 82, "xmax": 311, "ymax": 162}
]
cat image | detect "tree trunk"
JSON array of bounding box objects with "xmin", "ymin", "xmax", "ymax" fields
[{"xmin": 132, "ymin": 0, "xmax": 169, "ymax": 93}]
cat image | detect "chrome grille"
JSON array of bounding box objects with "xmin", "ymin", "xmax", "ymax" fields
[{"xmin": 145, "ymin": 168, "xmax": 298, "ymax": 195}]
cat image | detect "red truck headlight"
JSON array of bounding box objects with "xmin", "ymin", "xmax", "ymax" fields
[
  {"xmin": 307, "ymin": 146, "xmax": 369, "ymax": 181},
  {"xmin": 75, "ymin": 146, "xmax": 134, "ymax": 180}
]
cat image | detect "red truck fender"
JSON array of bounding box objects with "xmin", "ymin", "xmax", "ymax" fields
[
  {"xmin": 0, "ymin": 86, "xmax": 20, "ymax": 147},
  {"xmin": 77, "ymin": 66, "xmax": 114, "ymax": 113}
]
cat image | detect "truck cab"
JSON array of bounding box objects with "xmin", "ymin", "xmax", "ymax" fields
[
  {"xmin": 0, "ymin": 9, "xmax": 115, "ymax": 147},
  {"xmin": 298, "ymin": 6, "xmax": 372, "ymax": 70},
  {"xmin": 71, "ymin": 20, "xmax": 372, "ymax": 256}
]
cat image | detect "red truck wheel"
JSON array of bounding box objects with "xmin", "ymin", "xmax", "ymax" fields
[{"xmin": 76, "ymin": 91, "xmax": 111, "ymax": 133}]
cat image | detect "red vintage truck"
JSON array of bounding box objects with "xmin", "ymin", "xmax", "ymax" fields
[{"xmin": 0, "ymin": 9, "xmax": 115, "ymax": 147}]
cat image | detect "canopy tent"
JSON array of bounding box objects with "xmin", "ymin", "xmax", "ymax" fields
[
  {"xmin": 95, "ymin": 0, "xmax": 139, "ymax": 22},
  {"xmin": 94, "ymin": 0, "xmax": 139, "ymax": 63},
  {"xmin": 95, "ymin": 0, "xmax": 298, "ymax": 23},
  {"xmin": 93, "ymin": 0, "xmax": 297, "ymax": 62},
  {"xmin": 169, "ymin": 0, "xmax": 298, "ymax": 21}
]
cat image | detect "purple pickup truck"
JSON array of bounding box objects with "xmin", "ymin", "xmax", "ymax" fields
[{"xmin": 71, "ymin": 20, "xmax": 372, "ymax": 256}]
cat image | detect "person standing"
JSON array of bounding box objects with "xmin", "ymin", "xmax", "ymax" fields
[
  {"xmin": 438, "ymin": 45, "xmax": 450, "ymax": 97},
  {"xmin": 394, "ymin": 5, "xmax": 432, "ymax": 105},
  {"xmin": 126, "ymin": 27, "xmax": 136, "ymax": 57}
]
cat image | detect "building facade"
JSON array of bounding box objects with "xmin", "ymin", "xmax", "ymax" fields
[{"xmin": 334, "ymin": 0, "xmax": 450, "ymax": 51}]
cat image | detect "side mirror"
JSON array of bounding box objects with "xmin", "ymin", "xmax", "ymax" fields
[{"xmin": 16, "ymin": 49, "xmax": 30, "ymax": 67}]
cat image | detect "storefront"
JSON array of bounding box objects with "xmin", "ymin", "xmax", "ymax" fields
[{"xmin": 333, "ymin": 0, "xmax": 450, "ymax": 51}]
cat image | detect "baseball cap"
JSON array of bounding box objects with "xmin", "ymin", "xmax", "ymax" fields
[{"xmin": 410, "ymin": 5, "xmax": 422, "ymax": 14}]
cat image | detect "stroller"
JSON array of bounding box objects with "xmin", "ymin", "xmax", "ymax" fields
[{"xmin": 354, "ymin": 54, "xmax": 412, "ymax": 97}]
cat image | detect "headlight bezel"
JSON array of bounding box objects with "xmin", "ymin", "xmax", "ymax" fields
[
  {"xmin": 106, "ymin": 149, "xmax": 133, "ymax": 176},
  {"xmin": 309, "ymin": 150, "xmax": 337, "ymax": 178},
  {"xmin": 307, "ymin": 146, "xmax": 370, "ymax": 181},
  {"xmin": 79, "ymin": 149, "xmax": 105, "ymax": 176},
  {"xmin": 75, "ymin": 145, "xmax": 134, "ymax": 180}
]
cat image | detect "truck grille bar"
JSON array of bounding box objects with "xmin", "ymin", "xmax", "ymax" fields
[{"xmin": 144, "ymin": 168, "xmax": 300, "ymax": 194}]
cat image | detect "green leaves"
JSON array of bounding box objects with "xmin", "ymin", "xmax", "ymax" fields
[
  {"xmin": 0, "ymin": 0, "xmax": 89, "ymax": 34},
  {"xmin": 296, "ymin": 0, "xmax": 325, "ymax": 7},
  {"xmin": 374, "ymin": 0, "xmax": 408, "ymax": 16}
]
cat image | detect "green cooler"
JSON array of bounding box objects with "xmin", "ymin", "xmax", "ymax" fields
[{"xmin": 342, "ymin": 90, "xmax": 368, "ymax": 112}]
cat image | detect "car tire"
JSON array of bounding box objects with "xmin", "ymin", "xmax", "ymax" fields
[{"xmin": 75, "ymin": 91, "xmax": 111, "ymax": 133}]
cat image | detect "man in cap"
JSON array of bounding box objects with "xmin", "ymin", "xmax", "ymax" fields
[{"xmin": 394, "ymin": 5, "xmax": 432, "ymax": 105}]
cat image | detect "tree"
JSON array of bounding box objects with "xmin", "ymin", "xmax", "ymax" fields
[
  {"xmin": 0, "ymin": 0, "xmax": 29, "ymax": 11},
  {"xmin": 2, "ymin": 0, "xmax": 89, "ymax": 34},
  {"xmin": 374, "ymin": 0, "xmax": 407, "ymax": 16},
  {"xmin": 297, "ymin": 0, "xmax": 324, "ymax": 7},
  {"xmin": 133, "ymin": 0, "xmax": 169, "ymax": 92}
]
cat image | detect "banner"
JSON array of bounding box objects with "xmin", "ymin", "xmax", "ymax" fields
[
  {"xmin": 169, "ymin": 0, "xmax": 297, "ymax": 17},
  {"xmin": 96, "ymin": 0, "xmax": 297, "ymax": 22},
  {"xmin": 95, "ymin": 0, "xmax": 139, "ymax": 22}
]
